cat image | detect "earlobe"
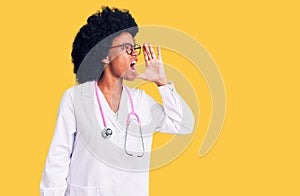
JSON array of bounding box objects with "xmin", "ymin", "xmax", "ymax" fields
[{"xmin": 101, "ymin": 56, "xmax": 109, "ymax": 64}]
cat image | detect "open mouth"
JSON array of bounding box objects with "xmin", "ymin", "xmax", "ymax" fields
[{"xmin": 130, "ymin": 60, "xmax": 137, "ymax": 71}]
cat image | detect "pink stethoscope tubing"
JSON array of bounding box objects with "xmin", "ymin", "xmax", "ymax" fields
[{"xmin": 94, "ymin": 80, "xmax": 144, "ymax": 157}]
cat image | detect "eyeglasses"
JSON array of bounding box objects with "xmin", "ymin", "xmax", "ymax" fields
[{"xmin": 109, "ymin": 43, "xmax": 141, "ymax": 56}]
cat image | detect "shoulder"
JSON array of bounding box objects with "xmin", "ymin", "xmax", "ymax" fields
[
  {"xmin": 56, "ymin": 85, "xmax": 76, "ymax": 109},
  {"xmin": 65, "ymin": 81, "xmax": 95, "ymax": 99},
  {"xmin": 60, "ymin": 81, "xmax": 93, "ymax": 101},
  {"xmin": 124, "ymin": 85, "xmax": 159, "ymax": 109},
  {"xmin": 58, "ymin": 81, "xmax": 94, "ymax": 110},
  {"xmin": 124, "ymin": 85, "xmax": 152, "ymax": 101}
]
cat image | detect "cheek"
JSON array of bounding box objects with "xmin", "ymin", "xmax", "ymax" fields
[
  {"xmin": 114, "ymin": 55, "xmax": 129, "ymax": 68},
  {"xmin": 110, "ymin": 56, "xmax": 129, "ymax": 73}
]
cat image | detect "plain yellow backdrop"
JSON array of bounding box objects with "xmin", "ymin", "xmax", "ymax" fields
[{"xmin": 0, "ymin": 0, "xmax": 299, "ymax": 195}]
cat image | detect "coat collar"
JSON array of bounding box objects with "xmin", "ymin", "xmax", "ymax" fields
[{"xmin": 80, "ymin": 80, "xmax": 130, "ymax": 129}]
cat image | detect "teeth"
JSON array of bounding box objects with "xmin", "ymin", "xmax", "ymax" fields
[{"xmin": 131, "ymin": 60, "xmax": 136, "ymax": 65}]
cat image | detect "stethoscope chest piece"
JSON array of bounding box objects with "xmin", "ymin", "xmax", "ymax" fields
[{"xmin": 102, "ymin": 127, "xmax": 112, "ymax": 139}]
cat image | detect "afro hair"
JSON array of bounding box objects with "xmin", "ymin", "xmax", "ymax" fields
[{"xmin": 71, "ymin": 6, "xmax": 138, "ymax": 76}]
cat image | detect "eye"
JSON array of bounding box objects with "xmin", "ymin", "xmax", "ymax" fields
[{"xmin": 124, "ymin": 43, "xmax": 134, "ymax": 50}]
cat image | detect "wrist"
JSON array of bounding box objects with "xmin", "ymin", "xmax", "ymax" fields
[{"xmin": 155, "ymin": 79, "xmax": 169, "ymax": 87}]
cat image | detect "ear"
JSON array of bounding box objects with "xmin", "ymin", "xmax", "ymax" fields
[{"xmin": 101, "ymin": 56, "xmax": 109, "ymax": 64}]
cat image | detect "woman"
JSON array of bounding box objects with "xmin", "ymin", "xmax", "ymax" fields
[{"xmin": 40, "ymin": 6, "xmax": 194, "ymax": 196}]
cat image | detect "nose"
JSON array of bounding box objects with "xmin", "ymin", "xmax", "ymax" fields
[{"xmin": 131, "ymin": 49, "xmax": 139, "ymax": 56}]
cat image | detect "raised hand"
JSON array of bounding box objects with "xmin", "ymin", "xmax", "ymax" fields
[{"xmin": 137, "ymin": 43, "xmax": 169, "ymax": 86}]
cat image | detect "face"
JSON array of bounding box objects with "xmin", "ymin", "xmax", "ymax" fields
[{"xmin": 104, "ymin": 32, "xmax": 139, "ymax": 81}]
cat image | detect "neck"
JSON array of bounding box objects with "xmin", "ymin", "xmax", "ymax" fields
[
  {"xmin": 97, "ymin": 73, "xmax": 123, "ymax": 113},
  {"xmin": 98, "ymin": 74, "xmax": 122, "ymax": 95}
]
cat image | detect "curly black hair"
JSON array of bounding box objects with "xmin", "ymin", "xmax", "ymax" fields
[{"xmin": 71, "ymin": 6, "xmax": 138, "ymax": 82}]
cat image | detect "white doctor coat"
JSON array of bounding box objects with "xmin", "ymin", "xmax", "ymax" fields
[{"xmin": 40, "ymin": 81, "xmax": 194, "ymax": 196}]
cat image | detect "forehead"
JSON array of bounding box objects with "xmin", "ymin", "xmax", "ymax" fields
[{"xmin": 111, "ymin": 32, "xmax": 134, "ymax": 45}]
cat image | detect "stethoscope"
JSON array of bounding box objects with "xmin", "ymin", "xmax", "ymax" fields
[{"xmin": 95, "ymin": 81, "xmax": 145, "ymax": 157}]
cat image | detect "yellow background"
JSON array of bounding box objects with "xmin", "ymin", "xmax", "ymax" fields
[{"xmin": 1, "ymin": 0, "xmax": 299, "ymax": 195}]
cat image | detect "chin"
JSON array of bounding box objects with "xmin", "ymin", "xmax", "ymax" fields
[
  {"xmin": 121, "ymin": 73, "xmax": 137, "ymax": 81},
  {"xmin": 123, "ymin": 76, "xmax": 136, "ymax": 81}
]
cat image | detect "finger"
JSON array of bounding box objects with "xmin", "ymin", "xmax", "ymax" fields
[
  {"xmin": 149, "ymin": 43, "xmax": 156, "ymax": 59},
  {"xmin": 143, "ymin": 43, "xmax": 151, "ymax": 60},
  {"xmin": 143, "ymin": 43, "xmax": 150, "ymax": 61},
  {"xmin": 157, "ymin": 46, "xmax": 162, "ymax": 61}
]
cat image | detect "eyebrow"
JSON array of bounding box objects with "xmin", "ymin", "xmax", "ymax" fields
[{"xmin": 123, "ymin": 42, "xmax": 135, "ymax": 45}]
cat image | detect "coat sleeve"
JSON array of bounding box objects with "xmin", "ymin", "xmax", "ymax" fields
[
  {"xmin": 40, "ymin": 88, "xmax": 76, "ymax": 196},
  {"xmin": 143, "ymin": 82, "xmax": 195, "ymax": 134}
]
